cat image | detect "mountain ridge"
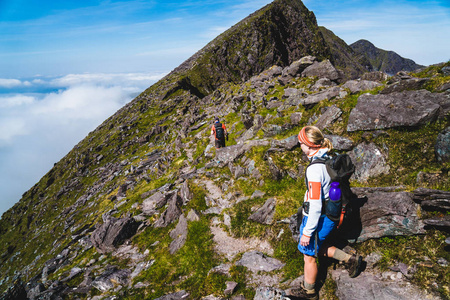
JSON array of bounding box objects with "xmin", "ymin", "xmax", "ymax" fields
[{"xmin": 350, "ymin": 39, "xmax": 425, "ymax": 75}]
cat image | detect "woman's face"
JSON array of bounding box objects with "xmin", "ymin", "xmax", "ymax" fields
[{"xmin": 300, "ymin": 141, "xmax": 311, "ymax": 155}]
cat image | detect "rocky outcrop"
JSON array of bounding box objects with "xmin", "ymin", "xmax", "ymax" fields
[
  {"xmin": 91, "ymin": 216, "xmax": 140, "ymax": 253},
  {"xmin": 248, "ymin": 198, "xmax": 276, "ymax": 225},
  {"xmin": 347, "ymin": 90, "xmax": 444, "ymax": 132},
  {"xmin": 349, "ymin": 142, "xmax": 390, "ymax": 183},
  {"xmin": 236, "ymin": 251, "xmax": 285, "ymax": 273},
  {"xmin": 344, "ymin": 188, "xmax": 426, "ymax": 242},
  {"xmin": 435, "ymin": 127, "xmax": 450, "ymax": 162}
]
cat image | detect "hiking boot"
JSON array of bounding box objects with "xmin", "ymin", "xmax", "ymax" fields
[
  {"xmin": 345, "ymin": 253, "xmax": 363, "ymax": 278},
  {"xmin": 285, "ymin": 283, "xmax": 318, "ymax": 300}
]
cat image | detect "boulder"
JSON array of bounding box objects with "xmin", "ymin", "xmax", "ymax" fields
[
  {"xmin": 347, "ymin": 90, "xmax": 443, "ymax": 132},
  {"xmin": 154, "ymin": 290, "xmax": 190, "ymax": 300},
  {"xmin": 341, "ymin": 80, "xmax": 382, "ymax": 94},
  {"xmin": 331, "ymin": 269, "xmax": 439, "ymax": 300},
  {"xmin": 345, "ymin": 188, "xmax": 426, "ymax": 242},
  {"xmin": 91, "ymin": 217, "xmax": 140, "ymax": 253},
  {"xmin": 412, "ymin": 188, "xmax": 450, "ymax": 212},
  {"xmin": 380, "ymin": 78, "xmax": 430, "ymax": 94},
  {"xmin": 435, "ymin": 127, "xmax": 450, "ymax": 162},
  {"xmin": 271, "ymin": 135, "xmax": 299, "ymax": 150},
  {"xmin": 348, "ymin": 143, "xmax": 390, "ymax": 183},
  {"xmin": 142, "ymin": 191, "xmax": 168, "ymax": 215},
  {"xmin": 215, "ymin": 140, "xmax": 270, "ymax": 165},
  {"xmin": 91, "ymin": 266, "xmax": 131, "ymax": 292},
  {"xmin": 235, "ymin": 251, "xmax": 285, "ymax": 273},
  {"xmin": 179, "ymin": 180, "xmax": 193, "ymax": 205},
  {"xmin": 290, "ymin": 112, "xmax": 303, "ymax": 125},
  {"xmin": 169, "ymin": 215, "xmax": 188, "ymax": 254},
  {"xmin": 248, "ymin": 198, "xmax": 276, "ymax": 225},
  {"xmin": 153, "ymin": 192, "xmax": 182, "ymax": 228},
  {"xmin": 301, "ymin": 59, "xmax": 340, "ymax": 81},
  {"xmin": 325, "ymin": 134, "xmax": 354, "ymax": 151},
  {"xmin": 282, "ymin": 56, "xmax": 316, "ymax": 77},
  {"xmin": 300, "ymin": 86, "xmax": 341, "ymax": 106},
  {"xmin": 423, "ymin": 216, "xmax": 450, "ymax": 232},
  {"xmin": 314, "ymin": 105, "xmax": 342, "ymax": 130},
  {"xmin": 254, "ymin": 287, "xmax": 287, "ymax": 300},
  {"xmin": 361, "ymin": 71, "xmax": 389, "ymax": 82}
]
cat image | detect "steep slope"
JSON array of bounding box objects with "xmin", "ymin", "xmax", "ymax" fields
[
  {"xmin": 319, "ymin": 27, "xmax": 369, "ymax": 80},
  {"xmin": 142, "ymin": 0, "xmax": 332, "ymax": 101},
  {"xmin": 350, "ymin": 39, "xmax": 424, "ymax": 75}
]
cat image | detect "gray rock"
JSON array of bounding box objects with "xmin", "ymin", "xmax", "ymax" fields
[
  {"xmin": 154, "ymin": 290, "xmax": 190, "ymax": 300},
  {"xmin": 248, "ymin": 198, "xmax": 276, "ymax": 225},
  {"xmin": 300, "ymin": 86, "xmax": 341, "ymax": 105},
  {"xmin": 169, "ymin": 215, "xmax": 188, "ymax": 254},
  {"xmin": 91, "ymin": 217, "xmax": 140, "ymax": 253},
  {"xmin": 153, "ymin": 192, "xmax": 182, "ymax": 228},
  {"xmin": 301, "ymin": 59, "xmax": 340, "ymax": 81},
  {"xmin": 423, "ymin": 215, "xmax": 450, "ymax": 231},
  {"xmin": 381, "ymin": 78, "xmax": 430, "ymax": 94},
  {"xmin": 365, "ymin": 252, "xmax": 383, "ymax": 269},
  {"xmin": 290, "ymin": 112, "xmax": 303, "ymax": 124},
  {"xmin": 325, "ymin": 134, "xmax": 354, "ymax": 151},
  {"xmin": 236, "ymin": 251, "xmax": 285, "ymax": 273},
  {"xmin": 348, "ymin": 189, "xmax": 426, "ymax": 242},
  {"xmin": 412, "ymin": 188, "xmax": 450, "ymax": 211},
  {"xmin": 435, "ymin": 127, "xmax": 450, "ymax": 162},
  {"xmin": 331, "ymin": 269, "xmax": 439, "ymax": 300},
  {"xmin": 349, "ymin": 143, "xmax": 390, "ymax": 182},
  {"xmin": 187, "ymin": 209, "xmax": 200, "ymax": 222},
  {"xmin": 142, "ymin": 191, "xmax": 167, "ymax": 215},
  {"xmin": 271, "ymin": 135, "xmax": 299, "ymax": 150},
  {"xmin": 311, "ymin": 77, "xmax": 334, "ymax": 91},
  {"xmin": 254, "ymin": 287, "xmax": 287, "ymax": 300},
  {"xmin": 224, "ymin": 281, "xmax": 238, "ymax": 295},
  {"xmin": 347, "ymin": 90, "xmax": 443, "ymax": 132},
  {"xmin": 283, "ymin": 88, "xmax": 303, "ymax": 99},
  {"xmin": 361, "ymin": 71, "xmax": 389, "ymax": 82},
  {"xmin": 267, "ymin": 157, "xmax": 284, "ymax": 181},
  {"xmin": 342, "ymin": 79, "xmax": 383, "ymax": 94},
  {"xmin": 251, "ymin": 190, "xmax": 266, "ymax": 199},
  {"xmin": 282, "ymin": 56, "xmax": 316, "ymax": 77},
  {"xmin": 241, "ymin": 112, "xmax": 254, "ymax": 129},
  {"xmin": 215, "ymin": 140, "xmax": 270, "ymax": 165},
  {"xmin": 91, "ymin": 266, "xmax": 131, "ymax": 292},
  {"xmin": 314, "ymin": 105, "xmax": 342, "ymax": 130},
  {"xmin": 179, "ymin": 180, "xmax": 193, "ymax": 205}
]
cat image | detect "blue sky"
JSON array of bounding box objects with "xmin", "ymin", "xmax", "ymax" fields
[{"xmin": 0, "ymin": 0, "xmax": 449, "ymax": 217}]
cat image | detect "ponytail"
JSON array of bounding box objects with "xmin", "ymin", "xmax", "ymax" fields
[{"xmin": 299, "ymin": 126, "xmax": 333, "ymax": 150}]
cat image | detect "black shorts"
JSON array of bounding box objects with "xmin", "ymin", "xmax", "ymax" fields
[{"xmin": 215, "ymin": 138, "xmax": 225, "ymax": 148}]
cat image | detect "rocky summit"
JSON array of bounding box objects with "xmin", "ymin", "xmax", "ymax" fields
[{"xmin": 0, "ymin": 0, "xmax": 449, "ymax": 299}]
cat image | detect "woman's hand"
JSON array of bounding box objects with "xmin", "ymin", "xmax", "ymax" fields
[{"xmin": 300, "ymin": 235, "xmax": 311, "ymax": 246}]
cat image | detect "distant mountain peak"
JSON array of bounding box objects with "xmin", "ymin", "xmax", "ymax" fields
[
  {"xmin": 350, "ymin": 39, "xmax": 424, "ymax": 75},
  {"xmin": 143, "ymin": 0, "xmax": 331, "ymax": 100}
]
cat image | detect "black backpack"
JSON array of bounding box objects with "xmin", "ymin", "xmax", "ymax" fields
[
  {"xmin": 306, "ymin": 153, "xmax": 356, "ymax": 228},
  {"xmin": 214, "ymin": 122, "xmax": 224, "ymax": 139}
]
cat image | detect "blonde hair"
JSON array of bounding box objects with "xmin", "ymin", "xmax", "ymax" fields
[{"xmin": 303, "ymin": 126, "xmax": 333, "ymax": 150}]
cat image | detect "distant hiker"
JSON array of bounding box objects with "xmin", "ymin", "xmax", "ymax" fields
[
  {"xmin": 211, "ymin": 117, "xmax": 227, "ymax": 149},
  {"xmin": 287, "ymin": 126, "xmax": 363, "ymax": 300}
]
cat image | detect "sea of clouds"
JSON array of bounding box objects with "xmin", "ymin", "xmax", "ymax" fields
[{"xmin": 0, "ymin": 72, "xmax": 164, "ymax": 217}]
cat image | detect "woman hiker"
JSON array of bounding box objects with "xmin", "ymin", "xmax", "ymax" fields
[{"xmin": 287, "ymin": 126, "xmax": 363, "ymax": 300}]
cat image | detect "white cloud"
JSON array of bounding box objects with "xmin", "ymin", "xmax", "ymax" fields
[
  {"xmin": 0, "ymin": 78, "xmax": 24, "ymax": 88},
  {"xmin": 0, "ymin": 72, "xmax": 163, "ymax": 217}
]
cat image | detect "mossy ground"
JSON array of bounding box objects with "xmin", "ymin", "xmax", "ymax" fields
[{"xmin": 0, "ymin": 63, "xmax": 449, "ymax": 299}]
